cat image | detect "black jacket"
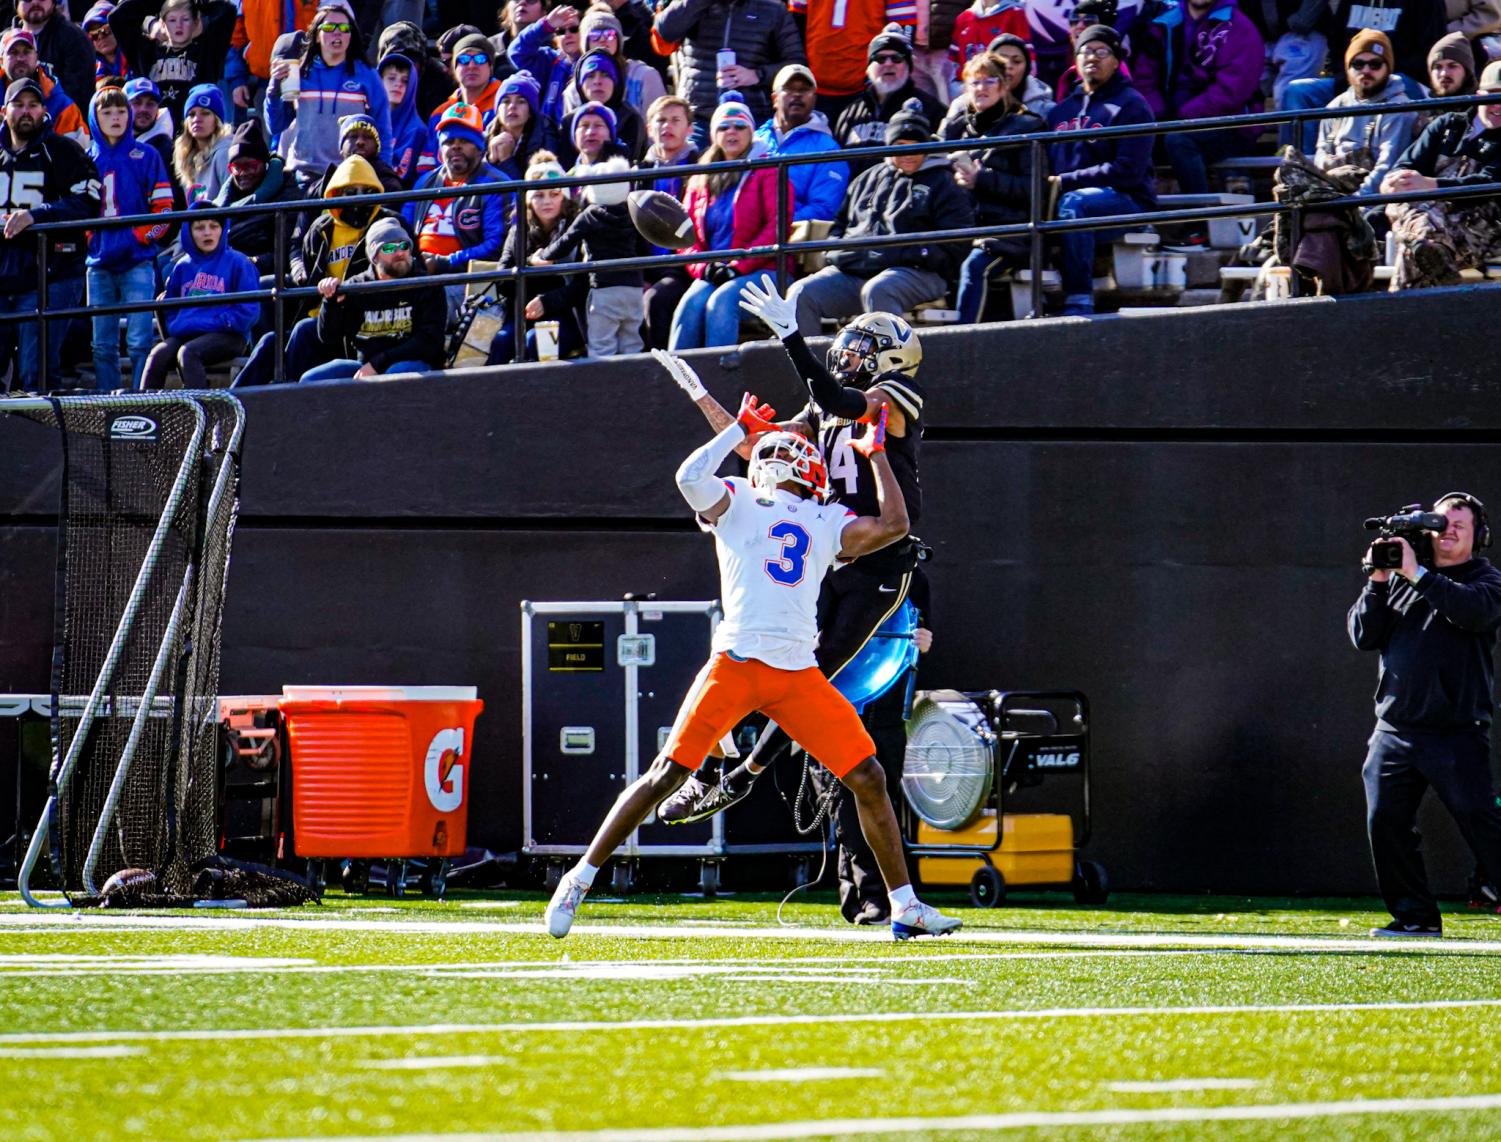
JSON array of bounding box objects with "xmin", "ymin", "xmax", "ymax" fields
[
  {"xmin": 1348, "ymin": 557, "xmax": 1501, "ymax": 733},
  {"xmin": 215, "ymin": 157, "xmax": 306, "ymax": 274},
  {"xmin": 316, "ymin": 260, "xmax": 447, "ymax": 372},
  {"xmin": 110, "ymin": 0, "xmax": 238, "ymax": 126},
  {"xmin": 289, "ymin": 205, "xmax": 408, "ymax": 290},
  {"xmin": 536, "ymin": 199, "xmax": 648, "ymax": 288},
  {"xmin": 0, "ymin": 121, "xmax": 100, "ymax": 290},
  {"xmin": 1393, "ymin": 112, "xmax": 1501, "ymax": 188},
  {"xmin": 834, "ymin": 81, "xmax": 949, "ymax": 174},
  {"xmin": 940, "ymin": 100, "xmax": 1046, "ymax": 225},
  {"xmin": 826, "ymin": 155, "xmax": 977, "ymax": 279},
  {"xmin": 30, "ymin": 11, "xmax": 96, "ymax": 117},
  {"xmin": 653, "ymin": 0, "xmax": 806, "ymax": 125}
]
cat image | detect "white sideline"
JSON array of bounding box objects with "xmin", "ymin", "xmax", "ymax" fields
[
  {"xmin": 5, "ymin": 996, "xmax": 1501, "ymax": 1046},
  {"xmin": 249, "ymin": 1093, "xmax": 1501, "ymax": 1141},
  {"xmin": 4, "ymin": 911, "xmax": 1501, "ymax": 956}
]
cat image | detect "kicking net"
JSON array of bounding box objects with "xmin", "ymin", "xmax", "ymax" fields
[{"xmin": 1, "ymin": 393, "xmax": 295, "ymax": 906}]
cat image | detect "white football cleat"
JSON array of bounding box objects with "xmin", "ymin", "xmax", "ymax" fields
[
  {"xmin": 891, "ymin": 900, "xmax": 962, "ymax": 941},
  {"xmin": 545, "ymin": 873, "xmax": 589, "ymax": 939}
]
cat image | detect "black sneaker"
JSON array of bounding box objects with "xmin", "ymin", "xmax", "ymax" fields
[
  {"xmin": 658, "ymin": 774, "xmax": 750, "ymax": 825},
  {"xmin": 1370, "ymin": 921, "xmax": 1442, "ymax": 938}
]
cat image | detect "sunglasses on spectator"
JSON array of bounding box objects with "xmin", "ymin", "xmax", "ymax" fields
[
  {"xmin": 376, "ymin": 240, "xmax": 412, "ymax": 254},
  {"xmin": 1078, "ymin": 45, "xmax": 1114, "ymax": 58},
  {"xmin": 871, "ymin": 52, "xmax": 907, "ymax": 65},
  {"xmin": 334, "ymin": 186, "xmax": 376, "ymax": 196},
  {"xmin": 229, "ymin": 159, "xmax": 265, "ymax": 172},
  {"xmin": 455, "ymin": 52, "xmax": 489, "ymax": 65},
  {"xmin": 1350, "ymin": 56, "xmax": 1387, "ymax": 71},
  {"xmin": 87, "ymin": 26, "xmax": 112, "ymax": 39},
  {"xmin": 322, "ymin": 21, "xmax": 353, "ymax": 33},
  {"xmin": 585, "ymin": 29, "xmax": 617, "ymax": 42},
  {"xmin": 966, "ymin": 76, "xmax": 1002, "ymax": 88}
]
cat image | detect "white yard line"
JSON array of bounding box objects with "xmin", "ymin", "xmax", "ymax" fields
[
  {"xmin": 6, "ymin": 996, "xmax": 1500, "ymax": 1046},
  {"xmin": 2, "ymin": 911, "xmax": 1499, "ymax": 956},
  {"xmin": 0, "ymin": 1045, "xmax": 145, "ymax": 1059},
  {"xmin": 249, "ymin": 1092, "xmax": 1501, "ymax": 1141}
]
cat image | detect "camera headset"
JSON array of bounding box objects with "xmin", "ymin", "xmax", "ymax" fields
[{"xmin": 1434, "ymin": 491, "xmax": 1492, "ymax": 550}]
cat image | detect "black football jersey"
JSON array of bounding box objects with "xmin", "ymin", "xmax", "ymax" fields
[{"xmin": 803, "ymin": 370, "xmax": 924, "ymax": 527}]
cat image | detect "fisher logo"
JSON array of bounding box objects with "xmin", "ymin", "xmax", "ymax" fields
[
  {"xmin": 1033, "ymin": 748, "xmax": 1081, "ymax": 770},
  {"xmin": 109, "ymin": 414, "xmax": 158, "ymax": 442},
  {"xmin": 424, "ymin": 727, "xmax": 466, "ymax": 812}
]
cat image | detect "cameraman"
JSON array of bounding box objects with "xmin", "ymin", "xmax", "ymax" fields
[{"xmin": 1348, "ymin": 493, "xmax": 1501, "ymax": 938}]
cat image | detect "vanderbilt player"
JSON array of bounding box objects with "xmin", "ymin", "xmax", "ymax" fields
[{"xmin": 652, "ymin": 281, "xmax": 925, "ymax": 924}]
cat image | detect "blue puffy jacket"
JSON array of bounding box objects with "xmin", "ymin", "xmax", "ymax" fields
[{"xmin": 752, "ymin": 110, "xmax": 849, "ymax": 224}]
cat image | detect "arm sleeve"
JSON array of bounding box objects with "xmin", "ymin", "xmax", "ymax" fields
[
  {"xmin": 654, "ymin": 0, "xmax": 714, "ymax": 44},
  {"xmin": 676, "ymin": 422, "xmax": 748, "ymax": 512},
  {"xmin": 448, "ymin": 186, "xmax": 507, "ymax": 265},
  {"xmin": 508, "ymin": 16, "xmax": 560, "ymax": 73},
  {"xmin": 1359, "ymin": 113, "xmax": 1417, "ymax": 196},
  {"xmin": 1348, "ymin": 581, "xmax": 1396, "ymax": 650},
  {"xmin": 32, "ymin": 143, "xmax": 101, "ymax": 224},
  {"xmin": 1413, "ymin": 568, "xmax": 1501, "ymax": 633},
  {"xmin": 225, "ymin": 259, "xmax": 261, "ymax": 338},
  {"xmin": 783, "ymin": 331, "xmax": 868, "ymax": 419},
  {"xmin": 797, "ymin": 157, "xmax": 850, "ymax": 223},
  {"xmin": 199, "ymin": 0, "xmax": 239, "ymax": 71}
]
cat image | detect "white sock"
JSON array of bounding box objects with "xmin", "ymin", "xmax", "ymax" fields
[
  {"xmin": 571, "ymin": 860, "xmax": 599, "ymax": 888},
  {"xmin": 888, "ymin": 885, "xmax": 917, "ymax": 912}
]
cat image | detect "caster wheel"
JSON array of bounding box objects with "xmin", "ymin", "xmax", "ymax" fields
[
  {"xmin": 1072, "ymin": 859, "xmax": 1110, "ymax": 905},
  {"xmin": 611, "ymin": 861, "xmax": 634, "ymax": 895},
  {"xmin": 699, "ymin": 862, "xmax": 720, "ymax": 897},
  {"xmin": 385, "ymin": 860, "xmax": 408, "ymax": 898},
  {"xmin": 543, "ymin": 861, "xmax": 564, "ymax": 891},
  {"xmin": 341, "ymin": 860, "xmax": 370, "ymax": 895},
  {"xmin": 420, "ymin": 859, "xmax": 450, "ymax": 899},
  {"xmin": 970, "ymin": 864, "xmax": 1006, "ymax": 908}
]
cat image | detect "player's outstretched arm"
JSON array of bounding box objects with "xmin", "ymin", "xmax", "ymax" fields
[
  {"xmin": 652, "ymin": 348, "xmax": 810, "ymax": 459},
  {"xmin": 674, "ymin": 394, "xmax": 781, "ymax": 523},
  {"xmin": 837, "ymin": 408, "xmax": 909, "ymax": 558}
]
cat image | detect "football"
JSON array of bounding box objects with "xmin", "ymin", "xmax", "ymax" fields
[{"xmin": 628, "ymin": 189, "xmax": 695, "ymax": 250}]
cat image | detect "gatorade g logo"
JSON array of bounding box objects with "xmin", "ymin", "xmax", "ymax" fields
[{"xmin": 424, "ymin": 727, "xmax": 465, "ymax": 812}]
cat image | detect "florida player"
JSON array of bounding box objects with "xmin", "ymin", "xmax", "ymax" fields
[
  {"xmin": 653, "ymin": 286, "xmax": 925, "ymax": 925},
  {"xmin": 544, "ymin": 395, "xmax": 961, "ymax": 942}
]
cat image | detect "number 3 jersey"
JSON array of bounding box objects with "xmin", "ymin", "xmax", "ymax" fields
[{"xmin": 706, "ymin": 476, "xmax": 858, "ymax": 671}]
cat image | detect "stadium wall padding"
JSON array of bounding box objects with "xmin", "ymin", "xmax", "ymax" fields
[{"xmin": 3, "ymin": 286, "xmax": 1499, "ymax": 895}]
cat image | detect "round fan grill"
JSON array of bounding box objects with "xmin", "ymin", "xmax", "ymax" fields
[{"xmin": 901, "ymin": 690, "xmax": 995, "ymax": 831}]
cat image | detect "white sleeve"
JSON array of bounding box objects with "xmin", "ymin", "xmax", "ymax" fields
[{"xmin": 675, "ymin": 422, "xmax": 747, "ymax": 513}]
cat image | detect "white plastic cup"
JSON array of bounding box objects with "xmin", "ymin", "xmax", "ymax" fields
[
  {"xmin": 717, "ymin": 49, "xmax": 736, "ymax": 85},
  {"xmin": 281, "ymin": 67, "xmax": 301, "ymax": 102},
  {"xmin": 535, "ymin": 320, "xmax": 560, "ymax": 362}
]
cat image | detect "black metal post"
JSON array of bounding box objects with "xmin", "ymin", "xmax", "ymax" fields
[
  {"xmin": 775, "ymin": 162, "xmax": 790, "ymax": 294},
  {"xmin": 1286, "ymin": 206, "xmax": 1302, "ymax": 299},
  {"xmin": 513, "ymin": 190, "xmax": 529, "ymax": 363},
  {"xmin": 1028, "ymin": 138, "xmax": 1045, "ymax": 319},
  {"xmin": 272, "ymin": 211, "xmax": 287, "ymax": 383},
  {"xmin": 35, "ymin": 230, "xmax": 49, "ymax": 393}
]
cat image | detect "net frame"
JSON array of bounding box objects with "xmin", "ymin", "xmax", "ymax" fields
[{"xmin": 2, "ymin": 393, "xmax": 244, "ymax": 908}]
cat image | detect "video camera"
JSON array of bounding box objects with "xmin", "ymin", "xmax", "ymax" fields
[{"xmin": 1363, "ymin": 505, "xmax": 1446, "ymax": 570}]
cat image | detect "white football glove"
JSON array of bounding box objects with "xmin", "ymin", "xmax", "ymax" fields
[
  {"xmin": 650, "ymin": 348, "xmax": 708, "ymax": 401},
  {"xmin": 738, "ymin": 278, "xmax": 799, "ymax": 340}
]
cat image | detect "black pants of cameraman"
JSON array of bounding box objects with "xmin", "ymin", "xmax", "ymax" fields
[{"xmin": 1364, "ymin": 728, "xmax": 1501, "ymax": 928}]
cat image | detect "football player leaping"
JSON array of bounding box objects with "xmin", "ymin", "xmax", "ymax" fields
[
  {"xmin": 652, "ymin": 281, "xmax": 927, "ymax": 926},
  {"xmin": 543, "ymin": 394, "xmax": 960, "ymax": 943}
]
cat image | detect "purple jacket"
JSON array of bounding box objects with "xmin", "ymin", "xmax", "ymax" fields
[{"xmin": 1131, "ymin": 0, "xmax": 1265, "ymax": 122}]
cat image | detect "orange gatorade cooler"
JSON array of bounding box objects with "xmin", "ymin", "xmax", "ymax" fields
[{"xmin": 280, "ymin": 686, "xmax": 484, "ymax": 859}]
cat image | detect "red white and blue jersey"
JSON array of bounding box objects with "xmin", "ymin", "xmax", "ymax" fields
[{"xmin": 706, "ymin": 476, "xmax": 857, "ymax": 670}]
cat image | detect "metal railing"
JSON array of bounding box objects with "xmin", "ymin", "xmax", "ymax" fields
[{"xmin": 6, "ymin": 89, "xmax": 1500, "ymax": 385}]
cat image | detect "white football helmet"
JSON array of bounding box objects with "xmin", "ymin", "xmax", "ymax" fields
[{"xmin": 749, "ymin": 432, "xmax": 829, "ymax": 502}]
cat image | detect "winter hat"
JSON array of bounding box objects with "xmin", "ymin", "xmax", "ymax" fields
[
  {"xmin": 378, "ymin": 20, "xmax": 426, "ymax": 61},
  {"xmin": 438, "ymin": 24, "xmax": 483, "ymax": 56},
  {"xmin": 1345, "ymin": 28, "xmax": 1393, "ymax": 70},
  {"xmin": 575, "ymin": 48, "xmax": 619, "ymax": 87},
  {"xmin": 0, "ymin": 28, "xmax": 36, "ymax": 54},
  {"xmin": 987, "ymin": 32, "xmax": 1031, "ymax": 77},
  {"xmin": 436, "ymin": 103, "xmax": 486, "ymax": 148},
  {"xmin": 579, "ymin": 5, "xmax": 624, "ymax": 44},
  {"xmin": 340, "ymin": 112, "xmax": 382, "ymax": 146},
  {"xmin": 228, "ymin": 120, "xmax": 271, "ymax": 164},
  {"xmin": 574, "ymin": 99, "xmax": 618, "ymax": 139},
  {"xmin": 364, "ymin": 215, "xmax": 411, "ymax": 258},
  {"xmin": 584, "ymin": 155, "xmax": 631, "ymax": 206},
  {"xmin": 123, "ymin": 76, "xmax": 162, "ymax": 103},
  {"xmin": 185, "ymin": 198, "xmax": 224, "ymax": 249},
  {"xmin": 709, "ymin": 89, "xmax": 754, "ymax": 134},
  {"xmin": 183, "ymin": 83, "xmax": 226, "ymax": 122},
  {"xmin": 4, "ymin": 77, "xmax": 43, "ymax": 105},
  {"xmin": 1072, "ymin": 0, "xmax": 1118, "ymax": 24},
  {"xmin": 82, "ymin": 3, "xmax": 114, "ymax": 30},
  {"xmin": 867, "ymin": 23, "xmax": 912, "ymax": 62},
  {"xmin": 1428, "ymin": 31, "xmax": 1475, "ymax": 86},
  {"xmin": 498, "ymin": 69, "xmax": 541, "ymax": 116},
  {"xmin": 451, "ymin": 32, "xmax": 493, "ymax": 63},
  {"xmin": 527, "ymin": 156, "xmax": 567, "ymax": 180},
  {"xmin": 1075, "ymin": 23, "xmax": 1123, "ymax": 59},
  {"xmin": 884, "ymin": 96, "xmax": 932, "ymax": 144}
]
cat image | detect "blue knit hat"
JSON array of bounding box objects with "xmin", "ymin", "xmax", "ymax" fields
[
  {"xmin": 573, "ymin": 100, "xmax": 617, "ymax": 141},
  {"xmin": 498, "ymin": 69, "xmax": 541, "ymax": 117},
  {"xmin": 575, "ymin": 48, "xmax": 619, "ymax": 87},
  {"xmin": 183, "ymin": 83, "xmax": 226, "ymax": 123}
]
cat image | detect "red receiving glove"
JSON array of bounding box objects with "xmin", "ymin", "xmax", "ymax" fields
[
  {"xmin": 736, "ymin": 392, "xmax": 778, "ymax": 439},
  {"xmin": 851, "ymin": 404, "xmax": 888, "ymax": 458}
]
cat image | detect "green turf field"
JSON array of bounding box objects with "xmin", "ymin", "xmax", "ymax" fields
[{"xmin": 2, "ymin": 890, "xmax": 1501, "ymax": 1141}]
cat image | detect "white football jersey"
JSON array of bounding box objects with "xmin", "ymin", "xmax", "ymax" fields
[{"xmin": 706, "ymin": 477, "xmax": 857, "ymax": 670}]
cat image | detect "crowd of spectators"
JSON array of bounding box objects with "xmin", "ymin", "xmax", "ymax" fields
[{"xmin": 1, "ymin": 0, "xmax": 1500, "ymax": 388}]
